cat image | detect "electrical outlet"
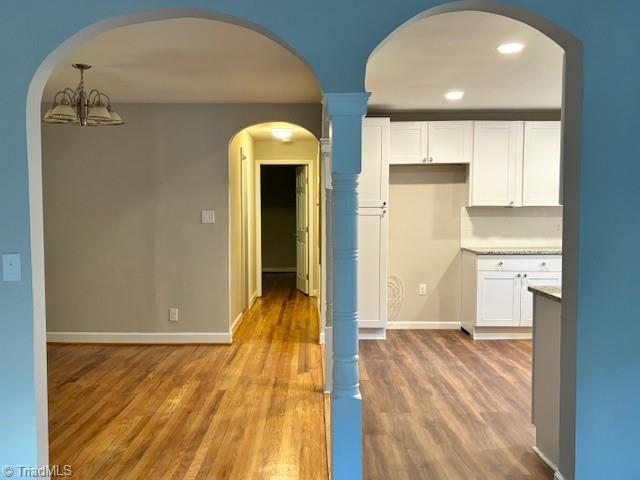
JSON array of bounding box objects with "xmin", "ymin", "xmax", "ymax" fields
[
  {"xmin": 418, "ymin": 283, "xmax": 427, "ymax": 296},
  {"xmin": 169, "ymin": 307, "xmax": 179, "ymax": 322}
]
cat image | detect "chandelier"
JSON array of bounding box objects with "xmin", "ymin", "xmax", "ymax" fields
[{"xmin": 43, "ymin": 64, "xmax": 124, "ymax": 126}]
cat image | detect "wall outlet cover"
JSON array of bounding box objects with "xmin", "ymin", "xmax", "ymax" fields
[
  {"xmin": 418, "ymin": 283, "xmax": 427, "ymax": 296},
  {"xmin": 169, "ymin": 307, "xmax": 179, "ymax": 322},
  {"xmin": 2, "ymin": 253, "xmax": 21, "ymax": 282},
  {"xmin": 201, "ymin": 210, "xmax": 215, "ymax": 224}
]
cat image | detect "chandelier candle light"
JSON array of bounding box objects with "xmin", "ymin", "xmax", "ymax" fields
[{"xmin": 43, "ymin": 64, "xmax": 124, "ymax": 126}]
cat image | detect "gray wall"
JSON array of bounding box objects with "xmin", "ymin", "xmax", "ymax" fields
[
  {"xmin": 261, "ymin": 166, "xmax": 297, "ymax": 271},
  {"xmin": 42, "ymin": 103, "xmax": 321, "ymax": 334}
]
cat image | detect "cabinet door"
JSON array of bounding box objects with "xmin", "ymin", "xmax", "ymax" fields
[
  {"xmin": 477, "ymin": 271, "xmax": 521, "ymax": 326},
  {"xmin": 469, "ymin": 121, "xmax": 524, "ymax": 206},
  {"xmin": 357, "ymin": 209, "xmax": 388, "ymax": 328},
  {"xmin": 358, "ymin": 118, "xmax": 389, "ymax": 328},
  {"xmin": 522, "ymin": 121, "xmax": 562, "ymax": 206},
  {"xmin": 520, "ymin": 271, "xmax": 562, "ymax": 327},
  {"xmin": 361, "ymin": 118, "xmax": 390, "ymax": 206},
  {"xmin": 427, "ymin": 121, "xmax": 473, "ymax": 164},
  {"xmin": 390, "ymin": 122, "xmax": 427, "ymax": 164}
]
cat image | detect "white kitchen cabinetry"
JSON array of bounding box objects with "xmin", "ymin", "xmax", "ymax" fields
[
  {"xmin": 462, "ymin": 251, "xmax": 562, "ymax": 339},
  {"xmin": 358, "ymin": 117, "xmax": 389, "ymax": 330},
  {"xmin": 469, "ymin": 121, "xmax": 523, "ymax": 207},
  {"xmin": 522, "ymin": 121, "xmax": 562, "ymax": 206},
  {"xmin": 469, "ymin": 120, "xmax": 562, "ymax": 207},
  {"xmin": 390, "ymin": 121, "xmax": 472, "ymax": 165},
  {"xmin": 390, "ymin": 122, "xmax": 426, "ymax": 164}
]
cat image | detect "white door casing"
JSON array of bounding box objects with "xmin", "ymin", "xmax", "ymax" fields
[{"xmin": 296, "ymin": 165, "xmax": 310, "ymax": 294}]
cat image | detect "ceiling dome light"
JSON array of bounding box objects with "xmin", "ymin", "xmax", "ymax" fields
[
  {"xmin": 271, "ymin": 127, "xmax": 294, "ymax": 141},
  {"xmin": 497, "ymin": 42, "xmax": 525, "ymax": 54},
  {"xmin": 444, "ymin": 90, "xmax": 464, "ymax": 101}
]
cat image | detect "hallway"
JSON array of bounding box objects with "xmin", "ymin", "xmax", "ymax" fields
[{"xmin": 47, "ymin": 273, "xmax": 328, "ymax": 479}]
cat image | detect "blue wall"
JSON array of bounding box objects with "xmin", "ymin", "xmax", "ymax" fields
[{"xmin": 1, "ymin": 1, "xmax": 639, "ymax": 478}]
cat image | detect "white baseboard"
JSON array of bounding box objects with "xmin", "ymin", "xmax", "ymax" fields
[
  {"xmin": 554, "ymin": 473, "xmax": 566, "ymax": 480},
  {"xmin": 319, "ymin": 330, "xmax": 325, "ymax": 345},
  {"xmin": 47, "ymin": 331, "xmax": 232, "ymax": 344},
  {"xmin": 387, "ymin": 321, "xmax": 461, "ymax": 330},
  {"xmin": 310, "ymin": 289, "xmax": 318, "ymax": 297},
  {"xmin": 358, "ymin": 328, "xmax": 386, "ymax": 340},
  {"xmin": 532, "ymin": 446, "xmax": 560, "ymax": 474},
  {"xmin": 473, "ymin": 331, "xmax": 532, "ymax": 340},
  {"xmin": 262, "ymin": 267, "xmax": 296, "ymax": 273}
]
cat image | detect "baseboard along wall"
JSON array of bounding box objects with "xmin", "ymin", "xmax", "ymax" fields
[{"xmin": 46, "ymin": 331, "xmax": 232, "ymax": 344}]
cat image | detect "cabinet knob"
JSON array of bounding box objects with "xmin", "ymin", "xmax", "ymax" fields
[
  {"xmin": 523, "ymin": 273, "xmax": 528, "ymax": 278},
  {"xmin": 516, "ymin": 273, "xmax": 522, "ymax": 278},
  {"xmin": 422, "ymin": 157, "xmax": 427, "ymax": 163},
  {"xmin": 509, "ymin": 201, "xmax": 515, "ymax": 206},
  {"xmin": 541, "ymin": 261, "xmax": 547, "ymax": 267},
  {"xmin": 429, "ymin": 157, "xmax": 434, "ymax": 163},
  {"xmin": 498, "ymin": 261, "xmax": 504, "ymax": 266}
]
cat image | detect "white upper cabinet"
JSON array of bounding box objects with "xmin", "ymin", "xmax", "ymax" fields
[
  {"xmin": 522, "ymin": 121, "xmax": 562, "ymax": 206},
  {"xmin": 390, "ymin": 121, "xmax": 472, "ymax": 165},
  {"xmin": 427, "ymin": 121, "xmax": 473, "ymax": 164},
  {"xmin": 390, "ymin": 122, "xmax": 427, "ymax": 164},
  {"xmin": 469, "ymin": 121, "xmax": 524, "ymax": 207}
]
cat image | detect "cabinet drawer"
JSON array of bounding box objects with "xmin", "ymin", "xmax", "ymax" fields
[{"xmin": 477, "ymin": 256, "xmax": 562, "ymax": 272}]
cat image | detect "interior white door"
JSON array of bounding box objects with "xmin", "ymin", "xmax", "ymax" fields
[
  {"xmin": 358, "ymin": 118, "xmax": 389, "ymax": 328},
  {"xmin": 390, "ymin": 121, "xmax": 427, "ymax": 164},
  {"xmin": 520, "ymin": 271, "xmax": 562, "ymax": 326},
  {"xmin": 522, "ymin": 121, "xmax": 562, "ymax": 206},
  {"xmin": 477, "ymin": 271, "xmax": 522, "ymax": 327},
  {"xmin": 427, "ymin": 121, "xmax": 473, "ymax": 164},
  {"xmin": 470, "ymin": 121, "xmax": 523, "ymax": 207},
  {"xmin": 295, "ymin": 165, "xmax": 309, "ymax": 294}
]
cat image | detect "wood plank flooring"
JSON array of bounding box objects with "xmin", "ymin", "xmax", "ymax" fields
[
  {"xmin": 49, "ymin": 274, "xmax": 551, "ymax": 479},
  {"xmin": 360, "ymin": 329, "xmax": 553, "ymax": 480},
  {"xmin": 47, "ymin": 273, "xmax": 328, "ymax": 480}
]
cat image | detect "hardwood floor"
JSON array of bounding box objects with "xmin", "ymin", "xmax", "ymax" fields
[
  {"xmin": 49, "ymin": 276, "xmax": 550, "ymax": 479},
  {"xmin": 360, "ymin": 329, "xmax": 554, "ymax": 480},
  {"xmin": 47, "ymin": 273, "xmax": 328, "ymax": 480}
]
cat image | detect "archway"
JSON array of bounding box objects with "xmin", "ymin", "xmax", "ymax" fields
[
  {"xmin": 227, "ymin": 121, "xmax": 322, "ymax": 337},
  {"xmin": 28, "ymin": 9, "xmax": 322, "ymax": 469},
  {"xmin": 356, "ymin": 2, "xmax": 582, "ymax": 479}
]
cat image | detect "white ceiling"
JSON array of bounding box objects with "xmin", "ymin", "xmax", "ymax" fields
[
  {"xmin": 44, "ymin": 13, "xmax": 563, "ymax": 110},
  {"xmin": 245, "ymin": 122, "xmax": 317, "ymax": 141},
  {"xmin": 43, "ymin": 18, "xmax": 322, "ymax": 104},
  {"xmin": 366, "ymin": 11, "xmax": 564, "ymax": 110}
]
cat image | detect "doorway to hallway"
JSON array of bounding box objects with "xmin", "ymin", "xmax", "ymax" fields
[{"xmin": 259, "ymin": 164, "xmax": 310, "ymax": 294}]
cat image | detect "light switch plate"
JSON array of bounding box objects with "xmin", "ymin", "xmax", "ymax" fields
[
  {"xmin": 201, "ymin": 210, "xmax": 215, "ymax": 224},
  {"xmin": 2, "ymin": 253, "xmax": 21, "ymax": 282}
]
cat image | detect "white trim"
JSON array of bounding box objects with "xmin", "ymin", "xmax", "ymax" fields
[
  {"xmin": 262, "ymin": 266, "xmax": 296, "ymax": 272},
  {"xmin": 324, "ymin": 325, "xmax": 332, "ymax": 393},
  {"xmin": 532, "ymin": 446, "xmax": 560, "ymax": 474},
  {"xmin": 358, "ymin": 328, "xmax": 387, "ymax": 340},
  {"xmin": 46, "ymin": 332, "xmax": 232, "ymax": 344},
  {"xmin": 554, "ymin": 473, "xmax": 567, "ymax": 480},
  {"xmin": 310, "ymin": 288, "xmax": 318, "ymax": 297},
  {"xmin": 473, "ymin": 331, "xmax": 533, "ymax": 340},
  {"xmin": 359, "ymin": 320, "xmax": 386, "ymax": 329},
  {"xmin": 387, "ymin": 321, "xmax": 461, "ymax": 330},
  {"xmin": 231, "ymin": 312, "xmax": 244, "ymax": 337},
  {"xmin": 319, "ymin": 330, "xmax": 325, "ymax": 345}
]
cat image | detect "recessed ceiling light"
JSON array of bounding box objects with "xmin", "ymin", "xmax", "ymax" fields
[
  {"xmin": 497, "ymin": 42, "xmax": 525, "ymax": 54},
  {"xmin": 271, "ymin": 127, "xmax": 294, "ymax": 141},
  {"xmin": 444, "ymin": 90, "xmax": 464, "ymax": 101}
]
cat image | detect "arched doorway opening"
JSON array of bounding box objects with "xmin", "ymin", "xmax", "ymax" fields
[
  {"xmin": 354, "ymin": 3, "xmax": 581, "ymax": 479},
  {"xmin": 228, "ymin": 121, "xmax": 322, "ymax": 336},
  {"xmin": 28, "ymin": 10, "xmax": 324, "ymax": 472}
]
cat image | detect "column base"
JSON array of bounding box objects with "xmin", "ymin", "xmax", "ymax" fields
[{"xmin": 331, "ymin": 394, "xmax": 362, "ymax": 479}]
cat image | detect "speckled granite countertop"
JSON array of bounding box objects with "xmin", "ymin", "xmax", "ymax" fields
[
  {"xmin": 528, "ymin": 285, "xmax": 562, "ymax": 302},
  {"xmin": 461, "ymin": 247, "xmax": 563, "ymax": 255}
]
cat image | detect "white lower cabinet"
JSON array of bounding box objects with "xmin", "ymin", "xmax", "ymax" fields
[{"xmin": 462, "ymin": 251, "xmax": 562, "ymax": 338}]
